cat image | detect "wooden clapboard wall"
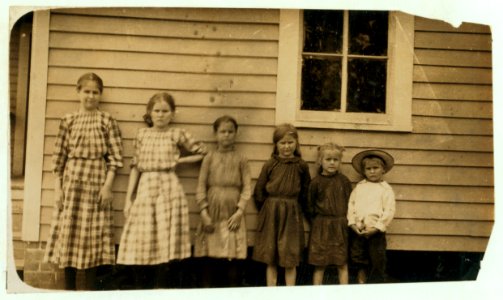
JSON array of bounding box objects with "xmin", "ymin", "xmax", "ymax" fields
[
  {"xmin": 38, "ymin": 8, "xmax": 493, "ymax": 253},
  {"xmin": 39, "ymin": 7, "xmax": 279, "ymax": 246}
]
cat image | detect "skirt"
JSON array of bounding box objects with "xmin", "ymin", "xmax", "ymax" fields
[
  {"xmin": 308, "ymin": 215, "xmax": 348, "ymax": 266},
  {"xmin": 117, "ymin": 171, "xmax": 191, "ymax": 265},
  {"xmin": 44, "ymin": 158, "xmax": 115, "ymax": 269},
  {"xmin": 194, "ymin": 186, "xmax": 247, "ymax": 259},
  {"xmin": 252, "ymin": 196, "xmax": 304, "ymax": 268}
]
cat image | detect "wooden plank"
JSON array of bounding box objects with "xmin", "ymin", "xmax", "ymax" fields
[
  {"xmin": 298, "ymin": 128, "xmax": 493, "ymax": 152},
  {"xmin": 45, "ymin": 101, "xmax": 275, "ymax": 126},
  {"xmin": 387, "ymin": 234, "xmax": 489, "ymax": 252},
  {"xmin": 413, "ymin": 83, "xmax": 492, "ymax": 101},
  {"xmin": 12, "ymin": 22, "xmax": 31, "ymax": 176},
  {"xmin": 412, "ymin": 116, "xmax": 493, "ymax": 135},
  {"xmin": 49, "ymin": 49, "xmax": 278, "ymax": 75},
  {"xmin": 49, "ymin": 32, "xmax": 279, "ymax": 58},
  {"xmin": 395, "ymin": 201, "xmax": 493, "ymax": 221},
  {"xmin": 415, "ymin": 32, "xmax": 491, "ymax": 51},
  {"xmin": 392, "ymin": 184, "xmax": 493, "ymax": 204},
  {"xmin": 44, "ymin": 122, "xmax": 494, "ymax": 153},
  {"xmin": 388, "ymin": 219, "xmax": 493, "ymax": 237},
  {"xmin": 413, "ymin": 65, "xmax": 492, "ymax": 84},
  {"xmin": 47, "ymin": 67, "xmax": 277, "ymax": 93},
  {"xmin": 415, "ymin": 17, "xmax": 491, "ymax": 33},
  {"xmin": 47, "ymin": 85, "xmax": 276, "ymax": 108},
  {"xmin": 42, "ymin": 146, "xmax": 494, "ymax": 169},
  {"xmin": 22, "ymin": 10, "xmax": 49, "ymax": 242},
  {"xmin": 412, "ymin": 99, "xmax": 492, "ymax": 119},
  {"xmin": 344, "ymin": 165, "xmax": 493, "ymax": 187},
  {"xmin": 50, "ymin": 14, "xmax": 279, "ymax": 41},
  {"xmin": 414, "ymin": 49, "xmax": 492, "ymax": 68},
  {"xmin": 54, "ymin": 7, "xmax": 280, "ymax": 24},
  {"xmin": 11, "ymin": 200, "xmax": 23, "ymax": 214}
]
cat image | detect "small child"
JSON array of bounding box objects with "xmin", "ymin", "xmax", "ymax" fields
[
  {"xmin": 194, "ymin": 115, "xmax": 252, "ymax": 287},
  {"xmin": 44, "ymin": 72, "xmax": 123, "ymax": 290},
  {"xmin": 347, "ymin": 149, "xmax": 396, "ymax": 284},
  {"xmin": 306, "ymin": 143, "xmax": 352, "ymax": 285},
  {"xmin": 117, "ymin": 92, "xmax": 206, "ymax": 289},
  {"xmin": 252, "ymin": 124, "xmax": 311, "ymax": 286}
]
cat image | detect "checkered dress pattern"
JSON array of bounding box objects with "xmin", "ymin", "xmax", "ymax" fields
[
  {"xmin": 117, "ymin": 127, "xmax": 205, "ymax": 265},
  {"xmin": 44, "ymin": 110, "xmax": 123, "ymax": 269}
]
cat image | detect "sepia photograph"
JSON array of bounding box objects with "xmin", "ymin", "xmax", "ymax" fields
[{"xmin": 3, "ymin": 0, "xmax": 501, "ymax": 298}]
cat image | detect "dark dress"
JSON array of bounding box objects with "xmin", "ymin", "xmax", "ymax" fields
[
  {"xmin": 252, "ymin": 155, "xmax": 311, "ymax": 268},
  {"xmin": 306, "ymin": 171, "xmax": 352, "ymax": 266}
]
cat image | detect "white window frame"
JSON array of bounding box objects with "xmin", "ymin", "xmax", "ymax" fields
[{"xmin": 276, "ymin": 10, "xmax": 414, "ymax": 132}]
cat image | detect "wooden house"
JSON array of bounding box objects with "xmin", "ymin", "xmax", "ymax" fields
[{"xmin": 9, "ymin": 7, "xmax": 493, "ymax": 288}]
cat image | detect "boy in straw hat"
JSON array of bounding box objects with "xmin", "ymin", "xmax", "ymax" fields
[{"xmin": 347, "ymin": 149, "xmax": 396, "ymax": 283}]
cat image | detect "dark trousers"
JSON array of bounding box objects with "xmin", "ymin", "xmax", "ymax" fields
[{"xmin": 349, "ymin": 231, "xmax": 387, "ymax": 283}]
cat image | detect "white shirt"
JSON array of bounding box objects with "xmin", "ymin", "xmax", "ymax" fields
[{"xmin": 347, "ymin": 179, "xmax": 396, "ymax": 232}]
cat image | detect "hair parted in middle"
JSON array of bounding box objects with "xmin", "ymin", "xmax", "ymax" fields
[
  {"xmin": 271, "ymin": 123, "xmax": 302, "ymax": 157},
  {"xmin": 316, "ymin": 142, "xmax": 345, "ymax": 173},
  {"xmin": 143, "ymin": 92, "xmax": 176, "ymax": 127},
  {"xmin": 213, "ymin": 115, "xmax": 238, "ymax": 132}
]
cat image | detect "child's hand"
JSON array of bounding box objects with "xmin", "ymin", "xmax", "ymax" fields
[
  {"xmin": 350, "ymin": 224, "xmax": 362, "ymax": 235},
  {"xmin": 201, "ymin": 209, "xmax": 215, "ymax": 233},
  {"xmin": 227, "ymin": 208, "xmax": 244, "ymax": 231},
  {"xmin": 98, "ymin": 185, "xmax": 114, "ymax": 210},
  {"xmin": 123, "ymin": 197, "xmax": 133, "ymax": 218},
  {"xmin": 362, "ymin": 227, "xmax": 379, "ymax": 238},
  {"xmin": 54, "ymin": 187, "xmax": 64, "ymax": 210}
]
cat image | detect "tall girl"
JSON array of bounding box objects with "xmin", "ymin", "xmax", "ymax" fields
[
  {"xmin": 117, "ymin": 92, "xmax": 206, "ymax": 288},
  {"xmin": 44, "ymin": 73, "xmax": 123, "ymax": 290},
  {"xmin": 252, "ymin": 123, "xmax": 311, "ymax": 286},
  {"xmin": 194, "ymin": 115, "xmax": 252, "ymax": 287},
  {"xmin": 306, "ymin": 143, "xmax": 352, "ymax": 285}
]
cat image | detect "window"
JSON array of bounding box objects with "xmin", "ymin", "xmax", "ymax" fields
[{"xmin": 276, "ymin": 10, "xmax": 414, "ymax": 131}]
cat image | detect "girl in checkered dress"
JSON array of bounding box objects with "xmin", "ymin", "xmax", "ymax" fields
[
  {"xmin": 44, "ymin": 73, "xmax": 124, "ymax": 290},
  {"xmin": 117, "ymin": 92, "xmax": 206, "ymax": 288}
]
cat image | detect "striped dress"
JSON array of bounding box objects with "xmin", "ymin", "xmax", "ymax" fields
[
  {"xmin": 44, "ymin": 110, "xmax": 123, "ymax": 269},
  {"xmin": 117, "ymin": 127, "xmax": 205, "ymax": 265}
]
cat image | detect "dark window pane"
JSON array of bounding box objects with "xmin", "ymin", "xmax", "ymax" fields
[
  {"xmin": 347, "ymin": 59, "xmax": 386, "ymax": 113},
  {"xmin": 349, "ymin": 11, "xmax": 388, "ymax": 56},
  {"xmin": 303, "ymin": 10, "xmax": 343, "ymax": 53},
  {"xmin": 301, "ymin": 57, "xmax": 341, "ymax": 111}
]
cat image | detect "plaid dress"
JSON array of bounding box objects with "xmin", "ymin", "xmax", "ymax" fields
[
  {"xmin": 117, "ymin": 127, "xmax": 205, "ymax": 265},
  {"xmin": 44, "ymin": 110, "xmax": 123, "ymax": 269}
]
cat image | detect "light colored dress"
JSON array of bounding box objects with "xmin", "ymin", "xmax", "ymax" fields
[
  {"xmin": 117, "ymin": 127, "xmax": 205, "ymax": 265},
  {"xmin": 194, "ymin": 147, "xmax": 251, "ymax": 259},
  {"xmin": 44, "ymin": 110, "xmax": 123, "ymax": 269}
]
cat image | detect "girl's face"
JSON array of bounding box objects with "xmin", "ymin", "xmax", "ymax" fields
[
  {"xmin": 363, "ymin": 159, "xmax": 385, "ymax": 182},
  {"xmin": 276, "ymin": 134, "xmax": 297, "ymax": 158},
  {"xmin": 150, "ymin": 100, "xmax": 173, "ymax": 129},
  {"xmin": 77, "ymin": 80, "xmax": 101, "ymax": 111},
  {"xmin": 320, "ymin": 150, "xmax": 341, "ymax": 175},
  {"xmin": 215, "ymin": 121, "xmax": 236, "ymax": 149}
]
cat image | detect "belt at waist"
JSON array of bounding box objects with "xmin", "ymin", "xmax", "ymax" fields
[{"xmin": 267, "ymin": 196, "xmax": 298, "ymax": 201}]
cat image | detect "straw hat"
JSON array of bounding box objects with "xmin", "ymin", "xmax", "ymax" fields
[{"xmin": 351, "ymin": 149, "xmax": 394, "ymax": 175}]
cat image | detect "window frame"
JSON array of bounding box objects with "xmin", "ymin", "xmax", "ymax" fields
[{"xmin": 276, "ymin": 9, "xmax": 414, "ymax": 132}]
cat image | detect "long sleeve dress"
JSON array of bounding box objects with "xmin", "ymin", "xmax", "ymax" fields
[
  {"xmin": 252, "ymin": 155, "xmax": 311, "ymax": 268},
  {"xmin": 44, "ymin": 110, "xmax": 123, "ymax": 269},
  {"xmin": 306, "ymin": 171, "xmax": 352, "ymax": 267},
  {"xmin": 117, "ymin": 127, "xmax": 205, "ymax": 265},
  {"xmin": 194, "ymin": 146, "xmax": 252, "ymax": 259}
]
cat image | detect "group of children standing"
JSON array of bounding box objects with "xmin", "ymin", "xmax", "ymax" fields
[{"xmin": 43, "ymin": 72, "xmax": 396, "ymax": 290}]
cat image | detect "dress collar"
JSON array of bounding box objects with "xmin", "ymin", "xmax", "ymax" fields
[{"xmin": 273, "ymin": 154, "xmax": 300, "ymax": 163}]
